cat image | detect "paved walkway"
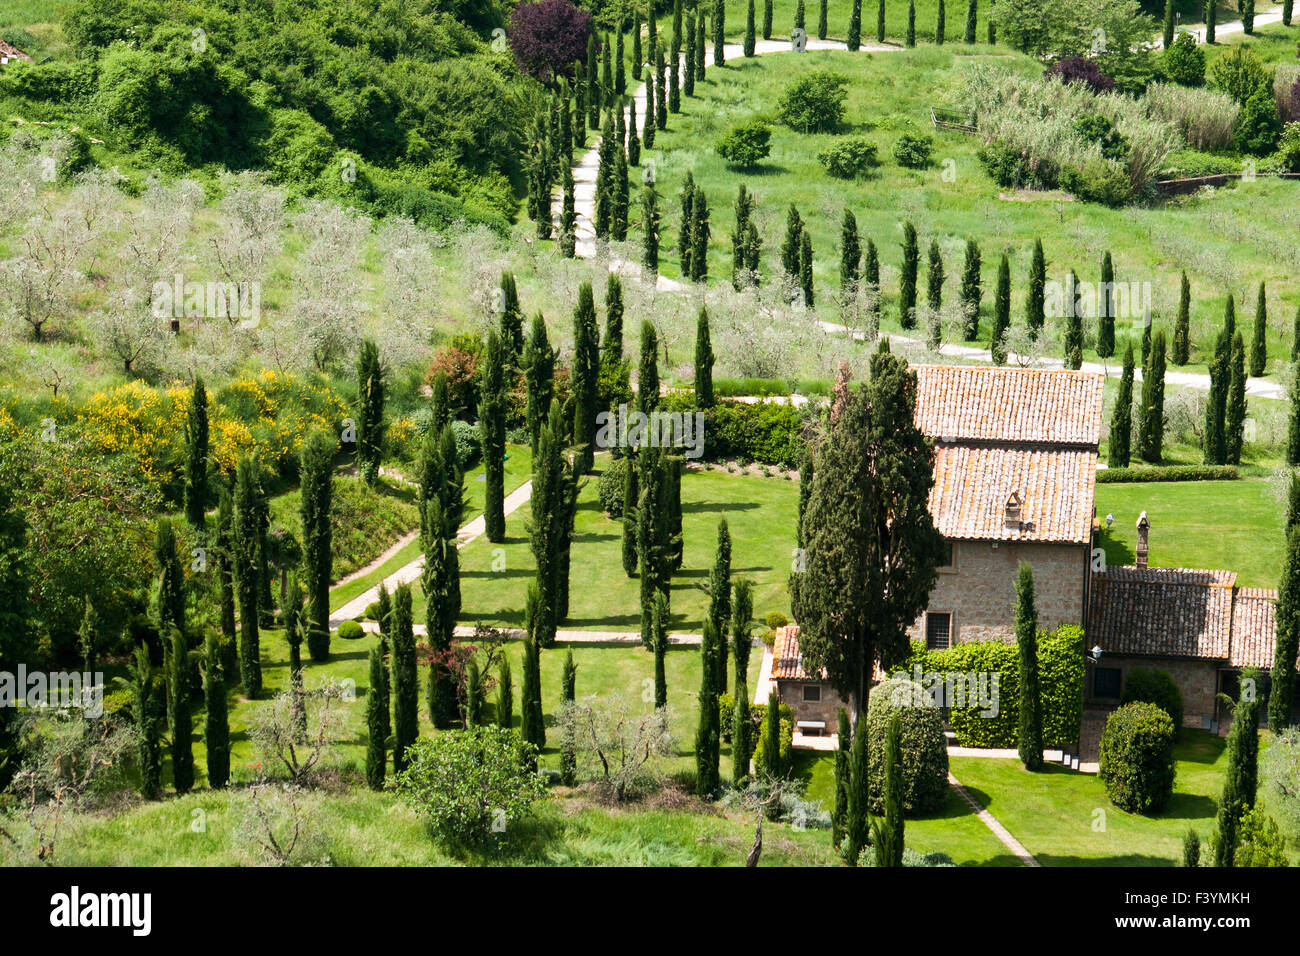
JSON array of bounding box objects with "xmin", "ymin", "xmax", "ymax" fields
[{"xmin": 948, "ymin": 772, "xmax": 1041, "ymax": 867}]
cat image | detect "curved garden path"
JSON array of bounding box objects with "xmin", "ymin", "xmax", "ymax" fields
[{"xmin": 551, "ymin": 21, "xmax": 1294, "ymax": 399}]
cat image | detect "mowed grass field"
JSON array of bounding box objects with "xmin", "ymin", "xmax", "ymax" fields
[{"xmin": 628, "ymin": 45, "xmax": 1300, "ymax": 376}]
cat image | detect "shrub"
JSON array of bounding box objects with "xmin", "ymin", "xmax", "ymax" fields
[
  {"xmin": 394, "ymin": 726, "xmax": 547, "ymax": 844},
  {"xmin": 777, "ymin": 71, "xmax": 849, "ymax": 133},
  {"xmin": 364, "ymin": 601, "xmax": 380, "ymax": 620},
  {"xmin": 425, "ymin": 345, "xmax": 479, "ymax": 416},
  {"xmin": 596, "ymin": 457, "xmax": 629, "ymax": 518},
  {"xmin": 507, "ymin": 0, "xmax": 594, "ymax": 82},
  {"xmin": 752, "ymin": 716, "xmax": 793, "ymax": 776},
  {"xmin": 818, "ymin": 138, "xmax": 880, "ymax": 179},
  {"xmin": 866, "ymin": 678, "xmax": 950, "ymax": 815},
  {"xmin": 892, "ymin": 133, "xmax": 934, "ymax": 168},
  {"xmin": 1098, "ymin": 702, "xmax": 1177, "ymax": 814},
  {"xmin": 1277, "ymin": 122, "xmax": 1300, "ymax": 174},
  {"xmin": 704, "ymin": 400, "xmax": 805, "ymax": 465},
  {"xmin": 337, "ymin": 620, "xmax": 364, "ymax": 640},
  {"xmin": 1074, "ymin": 112, "xmax": 1128, "ymax": 161},
  {"xmin": 1121, "ymin": 667, "xmax": 1185, "ymax": 728},
  {"xmin": 1059, "ymin": 158, "xmax": 1135, "ymax": 207},
  {"xmin": 716, "ymin": 120, "xmax": 772, "ymax": 168},
  {"xmin": 1162, "ymin": 32, "xmax": 1204, "ymax": 88},
  {"xmin": 1234, "ymin": 87, "xmax": 1282, "ymax": 156},
  {"xmin": 450, "ymin": 419, "xmax": 481, "ymax": 469},
  {"xmin": 1045, "ymin": 57, "xmax": 1116, "ymax": 94},
  {"xmin": 1209, "ymin": 45, "xmax": 1270, "ymax": 106},
  {"xmin": 1234, "ymin": 804, "xmax": 1289, "ymax": 866},
  {"xmin": 765, "ymin": 612, "xmax": 789, "ymax": 629},
  {"xmin": 1096, "ymin": 464, "xmax": 1238, "ymax": 482}
]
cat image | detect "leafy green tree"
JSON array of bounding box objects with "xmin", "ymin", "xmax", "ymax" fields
[
  {"xmin": 1015, "ymin": 562, "xmax": 1043, "ymax": 770},
  {"xmin": 391, "ymin": 583, "xmax": 418, "ymax": 773},
  {"xmin": 233, "ymin": 457, "xmax": 262, "ymax": 697},
  {"xmin": 366, "ymin": 643, "xmax": 388, "ymax": 790},
  {"xmin": 300, "ymin": 430, "xmax": 334, "ymax": 661},
  {"xmin": 1110, "ymin": 344, "xmax": 1134, "ymax": 468},
  {"xmin": 1138, "ymin": 330, "xmax": 1167, "ymax": 463},
  {"xmin": 183, "ymin": 376, "xmax": 209, "ymax": 528},
  {"xmin": 1173, "ymin": 272, "xmax": 1191, "ymax": 366},
  {"xmin": 203, "ymin": 632, "xmax": 229, "ymax": 789},
  {"xmin": 167, "ymin": 626, "xmax": 193, "ymax": 794},
  {"xmin": 874, "ymin": 715, "xmax": 905, "ymax": 866},
  {"xmin": 991, "ymin": 252, "xmax": 1010, "ymax": 363},
  {"xmin": 131, "ymin": 644, "xmax": 163, "ymax": 800},
  {"xmin": 1026, "ymin": 238, "xmax": 1046, "ymax": 338},
  {"xmin": 1214, "ymin": 669, "xmax": 1261, "ymax": 866},
  {"xmin": 1269, "ymin": 528, "xmax": 1300, "ymax": 732},
  {"xmin": 357, "ymin": 339, "xmax": 385, "ymax": 484},
  {"xmin": 900, "ymin": 221, "xmax": 918, "ymax": 328},
  {"xmin": 1250, "ymin": 282, "xmax": 1268, "ymax": 378}
]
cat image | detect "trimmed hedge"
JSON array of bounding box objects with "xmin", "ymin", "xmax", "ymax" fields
[
  {"xmin": 337, "ymin": 619, "xmax": 365, "ymax": 640},
  {"xmin": 705, "ymin": 401, "xmax": 806, "ymax": 466},
  {"xmin": 866, "ymin": 678, "xmax": 949, "ymax": 815},
  {"xmin": 1121, "ymin": 667, "xmax": 1185, "ymax": 729},
  {"xmin": 1098, "ymin": 702, "xmax": 1177, "ymax": 814},
  {"xmin": 897, "ymin": 625, "xmax": 1085, "ymax": 749},
  {"xmin": 1097, "ymin": 465, "xmax": 1239, "ymax": 483}
]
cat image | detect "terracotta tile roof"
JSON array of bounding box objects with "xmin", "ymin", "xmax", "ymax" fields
[
  {"xmin": 771, "ymin": 625, "xmax": 825, "ymax": 681},
  {"xmin": 1230, "ymin": 588, "xmax": 1280, "ymax": 669},
  {"xmin": 914, "ymin": 365, "xmax": 1105, "ymax": 447},
  {"xmin": 929, "ymin": 444, "xmax": 1097, "ymax": 543},
  {"xmin": 1088, "ymin": 566, "xmax": 1236, "ymax": 660}
]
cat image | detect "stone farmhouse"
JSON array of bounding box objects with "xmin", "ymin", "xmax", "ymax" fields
[{"xmin": 770, "ymin": 362, "xmax": 1292, "ymax": 747}]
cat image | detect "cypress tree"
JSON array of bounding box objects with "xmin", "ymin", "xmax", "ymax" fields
[
  {"xmin": 1026, "ymin": 238, "xmax": 1046, "ymax": 338},
  {"xmin": 991, "ymin": 252, "xmax": 1010, "ymax": 364},
  {"xmin": 563, "ymin": 647, "xmax": 577, "ymax": 701},
  {"xmin": 761, "ymin": 687, "xmax": 782, "ymax": 778},
  {"xmin": 764, "ymin": 0, "xmax": 773, "ymax": 39},
  {"xmin": 430, "ymin": 371, "xmax": 450, "ymax": 433},
  {"xmin": 284, "ymin": 574, "xmax": 307, "ymax": 741},
  {"xmin": 183, "ymin": 376, "xmax": 209, "ymax": 528},
  {"xmin": 780, "ymin": 204, "xmax": 803, "ymax": 279},
  {"xmin": 637, "ymin": 448, "xmax": 669, "ymax": 648},
  {"xmin": 572, "ymin": 282, "xmax": 601, "ymax": 474},
  {"xmin": 524, "ymin": 312, "xmax": 555, "ymax": 455},
  {"xmin": 167, "ymin": 625, "xmax": 194, "ymax": 794},
  {"xmin": 935, "ymin": 0, "xmax": 945, "ymax": 44},
  {"xmin": 713, "ymin": 0, "xmax": 725, "ymax": 66},
  {"xmin": 906, "ymin": 0, "xmax": 916, "ymax": 46},
  {"xmin": 1173, "ymin": 271, "xmax": 1191, "ymax": 366},
  {"xmin": 1269, "ymin": 527, "xmax": 1300, "ymax": 731},
  {"xmin": 480, "ymin": 329, "xmax": 507, "ymax": 542},
  {"xmin": 685, "ymin": 11, "xmax": 698, "ymax": 93},
  {"xmin": 679, "ymin": 171, "xmax": 696, "ymax": 277},
  {"xmin": 609, "ymin": 140, "xmax": 628, "ymax": 243},
  {"xmin": 848, "ymin": 0, "xmax": 862, "ymax": 49},
  {"xmin": 1138, "ymin": 329, "xmax": 1167, "ymax": 464},
  {"xmin": 708, "ymin": 518, "xmax": 732, "ymax": 687},
  {"xmin": 1214, "ymin": 669, "xmax": 1261, "ymax": 865},
  {"xmin": 1206, "ymin": 326, "xmax": 1231, "ymax": 465},
  {"xmin": 1182, "ymin": 829, "xmax": 1201, "ymax": 866},
  {"xmin": 695, "ymin": 308, "xmax": 715, "ymax": 407},
  {"xmin": 1097, "ymin": 252, "xmax": 1115, "ymax": 359},
  {"xmin": 1015, "ymin": 562, "xmax": 1042, "ymax": 770},
  {"xmin": 877, "ymin": 0, "xmax": 886, "ymax": 42},
  {"xmin": 900, "ymin": 221, "xmax": 918, "ymax": 329},
  {"xmin": 690, "ymin": 185, "xmax": 711, "ymax": 283},
  {"xmin": 357, "ymin": 339, "xmax": 385, "ymax": 484},
  {"xmin": 832, "ymin": 708, "xmax": 850, "ymax": 847},
  {"xmin": 391, "ymin": 583, "xmax": 417, "ymax": 772},
  {"xmin": 153, "ymin": 516, "xmax": 185, "ymax": 637},
  {"xmin": 987, "ymin": 16, "xmax": 994, "ymax": 42},
  {"xmin": 521, "ymin": 633, "xmax": 545, "ymax": 750},
  {"xmin": 622, "ymin": 457, "xmax": 639, "ymax": 576},
  {"xmin": 664, "ymin": 453, "xmax": 683, "ymax": 572},
  {"xmin": 365, "ymin": 643, "xmax": 387, "ymax": 790},
  {"xmin": 633, "ymin": 8, "xmax": 642, "ymax": 70},
  {"xmin": 203, "ymin": 632, "xmax": 229, "ymax": 789},
  {"xmin": 465, "ymin": 658, "xmax": 482, "ymax": 728},
  {"xmin": 595, "ymin": 111, "xmax": 614, "ymax": 241},
  {"xmin": 695, "ymin": 10, "xmax": 706, "ymax": 80},
  {"xmin": 1110, "ymin": 344, "xmax": 1134, "ymax": 469},
  {"xmin": 616, "ymin": 24, "xmax": 626, "ymax": 96},
  {"xmin": 1064, "ymin": 270, "xmax": 1084, "ymax": 370},
  {"xmin": 744, "ymin": 0, "xmax": 756, "ymax": 55},
  {"xmin": 864, "ymin": 237, "xmax": 881, "ymax": 324},
  {"xmin": 530, "ymin": 402, "xmax": 567, "ymax": 647},
  {"xmin": 642, "ymin": 181, "xmax": 660, "ymax": 273},
  {"xmin": 648, "ymin": 0, "xmax": 658, "ymax": 66},
  {"xmin": 131, "ymin": 645, "xmax": 163, "ymax": 800},
  {"xmin": 1250, "ymin": 282, "xmax": 1268, "ymax": 378},
  {"xmin": 423, "ymin": 499, "xmax": 458, "ymax": 730},
  {"xmin": 669, "ymin": 0, "xmax": 682, "ymax": 114},
  {"xmin": 656, "ymin": 48, "xmax": 667, "ymax": 130},
  {"xmin": 1226, "ymin": 332, "xmax": 1247, "ymax": 465},
  {"xmin": 300, "ymin": 430, "xmax": 334, "ymax": 661},
  {"xmin": 233, "ymin": 457, "xmax": 262, "ymax": 697},
  {"xmin": 818, "ymin": 0, "xmax": 829, "ymax": 39},
  {"xmin": 1291, "ymin": 363, "xmax": 1300, "ymax": 466},
  {"xmin": 840, "ymin": 209, "xmax": 860, "ymax": 304},
  {"xmin": 602, "ymin": 274, "xmax": 625, "ymax": 371},
  {"xmin": 795, "ymin": 0, "xmax": 806, "ymax": 30},
  {"xmin": 798, "ymin": 231, "xmax": 814, "ymax": 307},
  {"xmin": 561, "ymin": 648, "xmax": 578, "ymax": 784},
  {"xmin": 1286, "ymin": 0, "xmax": 1295, "ymax": 27},
  {"xmin": 496, "ymin": 656, "xmax": 514, "ymax": 729},
  {"xmin": 926, "ymin": 238, "xmax": 944, "ymax": 315},
  {"xmin": 845, "ymin": 714, "xmax": 869, "ymax": 864},
  {"xmin": 959, "ymin": 238, "xmax": 981, "ymax": 340},
  {"xmin": 652, "ymin": 589, "xmax": 669, "ymax": 709},
  {"xmin": 499, "ymin": 272, "xmax": 524, "ymax": 357},
  {"xmin": 560, "ymin": 156, "xmax": 576, "ymax": 257},
  {"xmin": 638, "ymin": 318, "xmax": 660, "ymax": 416},
  {"xmin": 215, "ymin": 486, "xmax": 236, "ymax": 665},
  {"xmin": 1163, "ymin": 0, "xmax": 1175, "ymax": 48},
  {"xmin": 964, "ymin": 0, "xmax": 977, "ymax": 43},
  {"xmin": 732, "ymin": 673, "xmax": 751, "ymax": 785},
  {"xmin": 732, "ymin": 183, "xmax": 756, "ymax": 289},
  {"xmin": 587, "ymin": 34, "xmax": 600, "ymax": 128},
  {"xmin": 627, "ymin": 94, "xmax": 641, "ymax": 165},
  {"xmin": 1243, "ymin": 0, "xmax": 1255, "ymax": 34},
  {"xmin": 874, "ymin": 715, "xmax": 905, "ymax": 866},
  {"xmin": 1207, "ymin": 0, "xmax": 1216, "ymax": 44}
]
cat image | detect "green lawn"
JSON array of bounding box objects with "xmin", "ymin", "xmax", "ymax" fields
[
  {"xmin": 1095, "ymin": 478, "xmax": 1286, "ymax": 587},
  {"xmin": 415, "ymin": 457, "xmax": 800, "ymax": 632}
]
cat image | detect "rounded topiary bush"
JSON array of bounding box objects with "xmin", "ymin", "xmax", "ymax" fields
[
  {"xmin": 1098, "ymin": 702, "xmax": 1177, "ymax": 814},
  {"xmin": 1121, "ymin": 667, "xmax": 1184, "ymax": 729},
  {"xmin": 596, "ymin": 457, "xmax": 629, "ymax": 518},
  {"xmin": 337, "ymin": 619, "xmax": 365, "ymax": 640},
  {"xmin": 866, "ymin": 678, "xmax": 950, "ymax": 815}
]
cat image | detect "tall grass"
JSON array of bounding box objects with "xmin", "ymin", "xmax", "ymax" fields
[{"xmin": 1145, "ymin": 82, "xmax": 1240, "ymax": 151}]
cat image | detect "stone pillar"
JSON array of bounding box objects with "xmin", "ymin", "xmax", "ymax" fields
[{"xmin": 1136, "ymin": 511, "xmax": 1150, "ymax": 568}]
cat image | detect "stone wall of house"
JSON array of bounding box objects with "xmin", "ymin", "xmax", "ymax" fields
[
  {"xmin": 776, "ymin": 679, "xmax": 840, "ymax": 730},
  {"xmin": 905, "ymin": 540, "xmax": 1090, "ymax": 645},
  {"xmin": 1087, "ymin": 654, "xmax": 1222, "ymax": 728}
]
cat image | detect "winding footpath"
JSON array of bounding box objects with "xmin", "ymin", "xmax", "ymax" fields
[{"xmin": 551, "ymin": 19, "xmax": 1294, "ymax": 399}]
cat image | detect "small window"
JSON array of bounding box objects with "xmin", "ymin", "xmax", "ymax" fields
[
  {"xmin": 802, "ymin": 684, "xmax": 821, "ymax": 702},
  {"xmin": 938, "ymin": 540, "xmax": 954, "ymax": 568},
  {"xmin": 1094, "ymin": 667, "xmax": 1121, "ymax": 699},
  {"xmin": 925, "ymin": 612, "xmax": 951, "ymax": 650}
]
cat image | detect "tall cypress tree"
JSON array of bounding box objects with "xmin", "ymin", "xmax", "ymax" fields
[
  {"xmin": 1138, "ymin": 329, "xmax": 1167, "ymax": 464},
  {"xmin": 284, "ymin": 574, "xmax": 307, "ymax": 741},
  {"xmin": 1097, "ymin": 252, "xmax": 1115, "ymax": 359},
  {"xmin": 465, "ymin": 658, "xmax": 483, "ymax": 728},
  {"xmin": 1269, "ymin": 527, "xmax": 1300, "ymax": 732},
  {"xmin": 818, "ymin": 0, "xmax": 829, "ymax": 38},
  {"xmin": 422, "ymin": 498, "xmax": 458, "ymax": 729},
  {"xmin": 300, "ymin": 430, "xmax": 334, "ymax": 661},
  {"xmin": 655, "ymin": 48, "xmax": 667, "ymax": 130},
  {"xmin": 167, "ymin": 625, "xmax": 194, "ymax": 793},
  {"xmin": 1290, "ymin": 362, "xmax": 1300, "ymax": 466},
  {"xmin": 1226, "ymin": 332, "xmax": 1248, "ymax": 465},
  {"xmin": 637, "ymin": 448, "xmax": 669, "ymax": 648},
  {"xmin": 926, "ymin": 238, "xmax": 944, "ymax": 315},
  {"xmin": 183, "ymin": 376, "xmax": 209, "ymax": 528},
  {"xmin": 1206, "ymin": 0, "xmax": 1217, "ymax": 44},
  {"xmin": 935, "ymin": 0, "xmax": 945, "ymax": 44},
  {"xmin": 1110, "ymin": 344, "xmax": 1134, "ymax": 468},
  {"xmin": 595, "ymin": 111, "xmax": 614, "ymax": 240},
  {"xmin": 959, "ymin": 238, "xmax": 981, "ymax": 341},
  {"xmin": 622, "ymin": 457, "xmax": 639, "ymax": 576},
  {"xmin": 496, "ymin": 656, "xmax": 514, "ymax": 729},
  {"xmin": 391, "ymin": 582, "xmax": 417, "ymax": 773},
  {"xmin": 847, "ymin": 0, "xmax": 862, "ymax": 49},
  {"xmin": 690, "ymin": 185, "xmax": 710, "ymax": 283},
  {"xmin": 1250, "ymin": 282, "xmax": 1268, "ymax": 378},
  {"xmin": 627, "ymin": 94, "xmax": 641, "ymax": 165},
  {"xmin": 864, "ymin": 237, "xmax": 881, "ymax": 324},
  {"xmin": 572, "ymin": 282, "xmax": 601, "ymax": 474},
  {"xmin": 1206, "ymin": 326, "xmax": 1231, "ymax": 465},
  {"xmin": 874, "ymin": 715, "xmax": 905, "ymax": 866},
  {"xmin": 1172, "ymin": 271, "xmax": 1191, "ymax": 366},
  {"xmin": 764, "ymin": 0, "xmax": 773, "ymax": 38},
  {"xmin": 357, "ymin": 339, "xmax": 385, "ymax": 484},
  {"xmin": 633, "ymin": 8, "xmax": 642, "ymax": 71},
  {"xmin": 203, "ymin": 632, "xmax": 229, "ymax": 789},
  {"xmin": 1162, "ymin": 0, "xmax": 1175, "ymax": 48},
  {"xmin": 602, "ymin": 274, "xmax": 625, "ymax": 371},
  {"xmin": 732, "ymin": 671, "xmax": 752, "ymax": 785},
  {"xmin": 1026, "ymin": 238, "xmax": 1046, "ymax": 338},
  {"xmin": 795, "ymin": 0, "xmax": 806, "ymax": 30},
  {"xmin": 713, "ymin": 0, "xmax": 725, "ymax": 66},
  {"xmin": 844, "ymin": 714, "xmax": 869, "ymax": 864},
  {"xmin": 521, "ymin": 632, "xmax": 545, "ymax": 750},
  {"xmin": 524, "ymin": 312, "xmax": 555, "ymax": 455},
  {"xmin": 991, "ymin": 252, "xmax": 1010, "ymax": 364},
  {"xmin": 153, "ymin": 517, "xmax": 185, "ymax": 637},
  {"xmin": 638, "ymin": 319, "xmax": 660, "ymax": 417},
  {"xmin": 877, "ymin": 0, "xmax": 886, "ymax": 42},
  {"xmin": 781, "ymin": 204, "xmax": 803, "ymax": 279},
  {"xmin": 964, "ymin": 0, "xmax": 977, "ymax": 43},
  {"xmin": 1214, "ymin": 670, "xmax": 1261, "ymax": 865},
  {"xmin": 232, "ymin": 456, "xmax": 262, "ymax": 697},
  {"xmin": 744, "ymin": 0, "xmax": 756, "ymax": 55},
  {"xmin": 642, "ymin": 181, "xmax": 660, "ymax": 273},
  {"xmin": 131, "ymin": 645, "xmax": 163, "ymax": 800},
  {"xmin": 1015, "ymin": 562, "xmax": 1042, "ymax": 770},
  {"xmin": 480, "ymin": 329, "xmax": 507, "ymax": 542},
  {"xmin": 831, "ymin": 708, "xmax": 851, "ymax": 847},
  {"xmin": 695, "ymin": 307, "xmax": 715, "ymax": 407},
  {"xmin": 1243, "ymin": 0, "xmax": 1255, "ymax": 34},
  {"xmin": 685, "ymin": 10, "xmax": 698, "ymax": 92},
  {"xmin": 499, "ymin": 271, "xmax": 524, "ymax": 357},
  {"xmin": 906, "ymin": 0, "xmax": 916, "ymax": 45},
  {"xmin": 652, "ymin": 588, "xmax": 669, "ymax": 708},
  {"xmin": 215, "ymin": 486, "xmax": 236, "ymax": 666},
  {"xmin": 799, "ymin": 231, "xmax": 814, "ymax": 307},
  {"xmin": 733, "ymin": 183, "xmax": 756, "ymax": 289},
  {"xmin": 616, "ymin": 23, "xmax": 626, "ymax": 95},
  {"xmin": 709, "ymin": 518, "xmax": 732, "ymax": 688},
  {"xmin": 586, "ymin": 34, "xmax": 600, "ymax": 128},
  {"xmin": 1064, "ymin": 270, "xmax": 1084, "ymax": 370},
  {"xmin": 839, "ymin": 209, "xmax": 860, "ymax": 303},
  {"xmin": 695, "ymin": 10, "xmax": 706, "ymax": 80},
  {"xmin": 695, "ymin": 618, "xmax": 721, "ymax": 795},
  {"xmin": 669, "ymin": 0, "xmax": 682, "ymax": 113},
  {"xmin": 560, "ymin": 158, "xmax": 576, "ymax": 257},
  {"xmin": 900, "ymin": 221, "xmax": 918, "ymax": 329},
  {"xmin": 530, "ymin": 402, "xmax": 567, "ymax": 647},
  {"xmin": 365, "ymin": 643, "xmax": 387, "ymax": 790}
]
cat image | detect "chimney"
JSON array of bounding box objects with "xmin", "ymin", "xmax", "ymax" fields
[
  {"xmin": 1136, "ymin": 511, "xmax": 1150, "ymax": 568},
  {"xmin": 1004, "ymin": 492, "xmax": 1022, "ymax": 531}
]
